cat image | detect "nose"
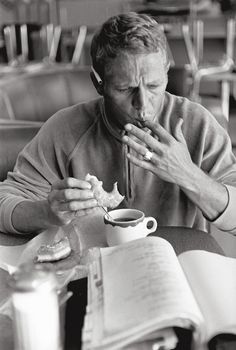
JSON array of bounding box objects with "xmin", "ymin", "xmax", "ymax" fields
[{"xmin": 132, "ymin": 86, "xmax": 147, "ymax": 118}]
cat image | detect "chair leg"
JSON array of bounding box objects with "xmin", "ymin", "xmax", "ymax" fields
[
  {"xmin": 191, "ymin": 74, "xmax": 201, "ymax": 103},
  {"xmin": 71, "ymin": 25, "xmax": 87, "ymax": 65},
  {"xmin": 221, "ymin": 80, "xmax": 230, "ymax": 122},
  {"xmin": 3, "ymin": 26, "xmax": 17, "ymax": 64},
  {"xmin": 20, "ymin": 24, "xmax": 29, "ymax": 63},
  {"xmin": 48, "ymin": 25, "xmax": 62, "ymax": 62},
  {"xmin": 193, "ymin": 19, "xmax": 204, "ymax": 65}
]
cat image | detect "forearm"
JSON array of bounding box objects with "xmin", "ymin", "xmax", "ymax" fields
[
  {"xmin": 12, "ymin": 200, "xmax": 53, "ymax": 234},
  {"xmin": 180, "ymin": 164, "xmax": 228, "ymax": 221}
]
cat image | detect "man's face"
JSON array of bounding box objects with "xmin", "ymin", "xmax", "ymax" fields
[{"xmin": 103, "ymin": 51, "xmax": 168, "ymax": 128}]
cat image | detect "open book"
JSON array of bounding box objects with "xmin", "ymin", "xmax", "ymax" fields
[{"xmin": 82, "ymin": 236, "xmax": 236, "ymax": 350}]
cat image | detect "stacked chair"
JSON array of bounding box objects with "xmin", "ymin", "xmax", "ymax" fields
[
  {"xmin": 0, "ymin": 15, "xmax": 97, "ymax": 181},
  {"xmin": 0, "ymin": 22, "xmax": 87, "ymax": 73},
  {"xmin": 182, "ymin": 17, "xmax": 235, "ymax": 127}
]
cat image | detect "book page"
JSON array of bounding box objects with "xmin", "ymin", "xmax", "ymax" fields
[
  {"xmin": 179, "ymin": 250, "xmax": 236, "ymax": 341},
  {"xmin": 100, "ymin": 236, "xmax": 204, "ymax": 336}
]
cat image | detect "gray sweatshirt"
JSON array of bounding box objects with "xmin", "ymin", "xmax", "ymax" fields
[{"xmin": 1, "ymin": 92, "xmax": 236, "ymax": 234}]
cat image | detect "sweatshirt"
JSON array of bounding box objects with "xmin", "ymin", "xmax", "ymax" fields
[{"xmin": 1, "ymin": 92, "xmax": 236, "ymax": 234}]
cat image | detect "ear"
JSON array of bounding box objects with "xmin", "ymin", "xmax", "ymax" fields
[
  {"xmin": 90, "ymin": 67, "xmax": 104, "ymax": 96},
  {"xmin": 166, "ymin": 61, "xmax": 170, "ymax": 73}
]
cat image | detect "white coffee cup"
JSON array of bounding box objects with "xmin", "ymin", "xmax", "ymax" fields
[{"xmin": 104, "ymin": 208, "xmax": 158, "ymax": 246}]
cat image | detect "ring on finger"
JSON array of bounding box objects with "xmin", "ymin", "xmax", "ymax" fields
[{"xmin": 143, "ymin": 150, "xmax": 154, "ymax": 162}]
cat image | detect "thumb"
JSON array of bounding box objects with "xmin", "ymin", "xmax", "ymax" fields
[{"xmin": 174, "ymin": 118, "xmax": 186, "ymax": 144}]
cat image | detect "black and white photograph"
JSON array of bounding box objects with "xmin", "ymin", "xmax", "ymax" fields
[{"xmin": 0, "ymin": 1, "xmax": 236, "ymax": 349}]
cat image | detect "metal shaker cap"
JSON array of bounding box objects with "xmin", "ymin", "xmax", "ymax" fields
[{"xmin": 8, "ymin": 263, "xmax": 58, "ymax": 292}]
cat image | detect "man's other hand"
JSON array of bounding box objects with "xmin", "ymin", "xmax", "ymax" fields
[{"xmin": 122, "ymin": 119, "xmax": 195, "ymax": 187}]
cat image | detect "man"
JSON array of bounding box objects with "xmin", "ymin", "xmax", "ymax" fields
[{"xmin": 0, "ymin": 12, "xmax": 236, "ymax": 235}]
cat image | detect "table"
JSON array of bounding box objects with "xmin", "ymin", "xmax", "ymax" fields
[{"xmin": 0, "ymin": 226, "xmax": 233, "ymax": 350}]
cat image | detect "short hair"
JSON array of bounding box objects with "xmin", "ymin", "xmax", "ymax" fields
[{"xmin": 90, "ymin": 12, "xmax": 169, "ymax": 79}]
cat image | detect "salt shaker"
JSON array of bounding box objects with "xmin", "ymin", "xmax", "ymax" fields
[{"xmin": 9, "ymin": 263, "xmax": 62, "ymax": 350}]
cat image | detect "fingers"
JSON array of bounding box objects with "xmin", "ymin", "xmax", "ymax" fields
[
  {"xmin": 123, "ymin": 123, "xmax": 165, "ymax": 157},
  {"xmin": 48, "ymin": 177, "xmax": 115, "ymax": 226},
  {"xmin": 123, "ymin": 124, "xmax": 160, "ymax": 152},
  {"xmin": 144, "ymin": 118, "xmax": 186, "ymax": 144},
  {"xmin": 53, "ymin": 187, "xmax": 94, "ymax": 202},
  {"xmin": 51, "ymin": 177, "xmax": 95, "ymax": 204},
  {"xmin": 126, "ymin": 122, "xmax": 170, "ymax": 143},
  {"xmin": 126, "ymin": 152, "xmax": 154, "ymax": 171},
  {"xmin": 50, "ymin": 197, "xmax": 98, "ymax": 212},
  {"xmin": 49, "ymin": 177, "xmax": 98, "ymax": 217},
  {"xmin": 123, "ymin": 118, "xmax": 186, "ymax": 151},
  {"xmin": 52, "ymin": 177, "xmax": 91, "ymax": 190},
  {"xmin": 122, "ymin": 134, "xmax": 152, "ymax": 158}
]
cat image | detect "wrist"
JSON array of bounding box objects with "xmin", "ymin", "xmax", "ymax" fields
[
  {"xmin": 178, "ymin": 163, "xmax": 202, "ymax": 194},
  {"xmin": 12, "ymin": 200, "xmax": 54, "ymax": 234},
  {"xmin": 180, "ymin": 167, "xmax": 229, "ymax": 221}
]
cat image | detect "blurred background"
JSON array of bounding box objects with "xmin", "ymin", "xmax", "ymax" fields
[{"xmin": 0, "ymin": 0, "xmax": 236, "ymax": 254}]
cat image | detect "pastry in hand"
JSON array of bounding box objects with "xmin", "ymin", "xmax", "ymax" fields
[
  {"xmin": 36, "ymin": 236, "xmax": 72, "ymax": 263},
  {"xmin": 85, "ymin": 173, "xmax": 124, "ymax": 209}
]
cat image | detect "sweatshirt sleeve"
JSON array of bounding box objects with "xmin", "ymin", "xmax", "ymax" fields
[
  {"xmin": 0, "ymin": 131, "xmax": 57, "ymax": 234},
  {"xmin": 0, "ymin": 195, "xmax": 32, "ymax": 234},
  {"xmin": 201, "ymin": 119, "xmax": 236, "ymax": 234},
  {"xmin": 212, "ymin": 185, "xmax": 236, "ymax": 235},
  {"xmin": 0, "ymin": 102, "xmax": 95, "ymax": 234},
  {"xmin": 0, "ymin": 111, "xmax": 75, "ymax": 234},
  {"xmin": 182, "ymin": 99, "xmax": 236, "ymax": 234}
]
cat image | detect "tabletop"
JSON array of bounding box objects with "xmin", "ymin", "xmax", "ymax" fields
[{"xmin": 0, "ymin": 226, "xmax": 231, "ymax": 350}]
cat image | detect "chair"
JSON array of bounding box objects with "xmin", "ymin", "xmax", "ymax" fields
[
  {"xmin": 2, "ymin": 23, "xmax": 43, "ymax": 64},
  {"xmin": 182, "ymin": 17, "xmax": 235, "ymax": 125},
  {"xmin": 2, "ymin": 23, "xmax": 62, "ymax": 66},
  {"xmin": 40, "ymin": 23, "xmax": 62, "ymax": 64},
  {"xmin": 0, "ymin": 23, "xmax": 88, "ymax": 77},
  {"xmin": 48, "ymin": 25, "xmax": 88, "ymax": 66},
  {"xmin": 0, "ymin": 120, "xmax": 42, "ymax": 181}
]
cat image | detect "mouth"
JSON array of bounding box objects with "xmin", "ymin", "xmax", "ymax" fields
[{"xmin": 134, "ymin": 119, "xmax": 148, "ymax": 129}]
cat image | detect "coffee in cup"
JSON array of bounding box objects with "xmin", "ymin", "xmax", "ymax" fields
[{"xmin": 104, "ymin": 208, "xmax": 157, "ymax": 246}]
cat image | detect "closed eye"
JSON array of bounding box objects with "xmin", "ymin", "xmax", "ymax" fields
[
  {"xmin": 148, "ymin": 84, "xmax": 160, "ymax": 90},
  {"xmin": 117, "ymin": 84, "xmax": 163, "ymax": 93},
  {"xmin": 117, "ymin": 87, "xmax": 132, "ymax": 93}
]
